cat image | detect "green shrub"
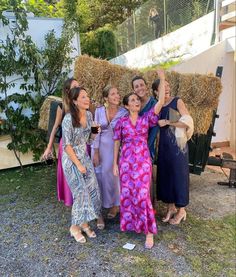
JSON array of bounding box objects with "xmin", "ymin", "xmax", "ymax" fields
[{"xmin": 81, "ymin": 25, "xmax": 116, "ymax": 59}]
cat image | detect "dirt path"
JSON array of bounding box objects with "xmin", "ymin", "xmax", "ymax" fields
[
  {"xmin": 188, "ymin": 167, "xmax": 235, "ymax": 219},
  {"xmin": 0, "ymin": 166, "xmax": 235, "ymax": 277}
]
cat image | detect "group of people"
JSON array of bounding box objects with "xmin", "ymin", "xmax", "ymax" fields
[{"xmin": 42, "ymin": 69, "xmax": 194, "ymax": 249}]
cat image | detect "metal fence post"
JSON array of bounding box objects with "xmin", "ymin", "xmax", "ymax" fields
[{"xmin": 164, "ymin": 0, "xmax": 167, "ymax": 34}]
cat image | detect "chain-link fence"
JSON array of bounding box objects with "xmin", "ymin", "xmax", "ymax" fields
[{"xmin": 114, "ymin": 0, "xmax": 214, "ymax": 56}]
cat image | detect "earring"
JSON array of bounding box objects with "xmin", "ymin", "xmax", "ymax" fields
[{"xmin": 104, "ymin": 101, "xmax": 108, "ymax": 109}]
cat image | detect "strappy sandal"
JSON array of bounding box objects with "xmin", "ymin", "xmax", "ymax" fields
[
  {"xmin": 169, "ymin": 211, "xmax": 187, "ymax": 225},
  {"xmin": 69, "ymin": 227, "xmax": 86, "ymax": 243},
  {"xmin": 81, "ymin": 226, "xmax": 97, "ymax": 238},
  {"xmin": 162, "ymin": 209, "xmax": 177, "ymax": 223}
]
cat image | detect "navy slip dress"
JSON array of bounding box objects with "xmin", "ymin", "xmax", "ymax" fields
[{"xmin": 156, "ymin": 97, "xmax": 189, "ymax": 207}]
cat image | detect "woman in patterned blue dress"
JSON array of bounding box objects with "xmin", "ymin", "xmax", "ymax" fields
[{"xmin": 62, "ymin": 87, "xmax": 101, "ymax": 243}]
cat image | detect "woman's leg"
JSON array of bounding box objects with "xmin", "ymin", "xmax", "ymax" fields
[
  {"xmin": 145, "ymin": 232, "xmax": 154, "ymax": 249},
  {"xmin": 169, "ymin": 207, "xmax": 187, "ymax": 225},
  {"xmin": 107, "ymin": 205, "xmax": 119, "ymax": 219},
  {"xmin": 97, "ymin": 216, "xmax": 105, "ymax": 230},
  {"xmin": 162, "ymin": 203, "xmax": 177, "ymax": 222}
]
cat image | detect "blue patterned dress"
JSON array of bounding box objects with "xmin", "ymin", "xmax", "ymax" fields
[
  {"xmin": 62, "ymin": 111, "xmax": 101, "ymax": 226},
  {"xmin": 156, "ymin": 97, "xmax": 189, "ymax": 207}
]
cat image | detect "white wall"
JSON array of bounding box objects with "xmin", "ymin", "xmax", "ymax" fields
[
  {"xmin": 110, "ymin": 12, "xmax": 215, "ymax": 68},
  {"xmin": 0, "ymin": 15, "xmax": 80, "ymax": 54},
  {"xmin": 171, "ymin": 38, "xmax": 235, "ymax": 146}
]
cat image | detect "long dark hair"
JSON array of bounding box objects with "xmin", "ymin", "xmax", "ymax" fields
[
  {"xmin": 151, "ymin": 79, "xmax": 160, "ymax": 97},
  {"xmin": 63, "ymin": 78, "xmax": 78, "ymax": 112},
  {"xmin": 68, "ymin": 87, "xmax": 86, "ymax": 128}
]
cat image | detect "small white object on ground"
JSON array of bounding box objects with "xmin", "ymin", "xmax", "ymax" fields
[{"xmin": 122, "ymin": 243, "xmax": 136, "ymax": 250}]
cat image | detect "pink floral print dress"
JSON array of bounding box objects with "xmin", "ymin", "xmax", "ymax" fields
[{"xmin": 113, "ymin": 108, "xmax": 158, "ymax": 234}]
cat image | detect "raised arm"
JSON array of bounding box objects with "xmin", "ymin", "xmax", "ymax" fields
[
  {"xmin": 42, "ymin": 105, "xmax": 62, "ymax": 159},
  {"xmin": 153, "ymin": 69, "xmax": 165, "ymax": 115}
]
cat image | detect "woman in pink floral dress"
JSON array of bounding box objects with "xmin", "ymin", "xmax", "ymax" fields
[{"xmin": 113, "ymin": 70, "xmax": 165, "ymax": 249}]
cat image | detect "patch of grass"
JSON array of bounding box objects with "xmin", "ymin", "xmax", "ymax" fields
[
  {"xmin": 0, "ymin": 164, "xmax": 57, "ymax": 209},
  {"xmin": 157, "ymin": 230, "xmax": 177, "ymax": 242},
  {"xmin": 113, "ymin": 248, "xmax": 173, "ymax": 277},
  {"xmin": 181, "ymin": 213, "xmax": 236, "ymax": 276}
]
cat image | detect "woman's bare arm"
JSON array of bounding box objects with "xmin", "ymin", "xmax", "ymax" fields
[
  {"xmin": 42, "ymin": 105, "xmax": 62, "ymax": 159},
  {"xmin": 65, "ymin": 145, "xmax": 86, "ymax": 174}
]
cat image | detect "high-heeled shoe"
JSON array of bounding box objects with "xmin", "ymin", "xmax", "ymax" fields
[
  {"xmin": 69, "ymin": 227, "xmax": 86, "ymax": 243},
  {"xmin": 81, "ymin": 226, "xmax": 97, "ymax": 238},
  {"xmin": 145, "ymin": 234, "xmax": 154, "ymax": 249},
  {"xmin": 169, "ymin": 211, "xmax": 187, "ymax": 225},
  {"xmin": 162, "ymin": 209, "xmax": 177, "ymax": 223}
]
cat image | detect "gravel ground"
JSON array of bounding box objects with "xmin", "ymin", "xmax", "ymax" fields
[{"xmin": 0, "ymin": 167, "xmax": 235, "ymax": 277}]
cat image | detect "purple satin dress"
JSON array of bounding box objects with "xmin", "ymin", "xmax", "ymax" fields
[{"xmin": 92, "ymin": 106, "xmax": 127, "ymax": 208}]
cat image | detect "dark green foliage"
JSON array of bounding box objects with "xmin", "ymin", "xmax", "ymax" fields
[{"xmin": 81, "ymin": 26, "xmax": 116, "ymax": 59}]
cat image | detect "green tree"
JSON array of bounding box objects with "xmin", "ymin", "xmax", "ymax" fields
[
  {"xmin": 0, "ymin": 0, "xmax": 75, "ymax": 168},
  {"xmin": 0, "ymin": 1, "xmax": 44, "ymax": 168},
  {"xmin": 81, "ymin": 25, "xmax": 116, "ymax": 59}
]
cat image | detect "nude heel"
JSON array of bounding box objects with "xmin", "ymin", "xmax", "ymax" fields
[
  {"xmin": 169, "ymin": 210, "xmax": 187, "ymax": 225},
  {"xmin": 69, "ymin": 227, "xmax": 86, "ymax": 243}
]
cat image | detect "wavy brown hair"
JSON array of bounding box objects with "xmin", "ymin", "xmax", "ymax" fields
[
  {"xmin": 68, "ymin": 87, "xmax": 86, "ymax": 128},
  {"xmin": 62, "ymin": 78, "xmax": 78, "ymax": 113}
]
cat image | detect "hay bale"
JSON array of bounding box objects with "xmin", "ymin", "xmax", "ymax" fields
[
  {"xmin": 178, "ymin": 74, "xmax": 222, "ymax": 109},
  {"xmin": 187, "ymin": 105, "xmax": 213, "ymax": 134},
  {"xmin": 73, "ymin": 55, "xmax": 222, "ymax": 135},
  {"xmin": 38, "ymin": 96, "xmax": 62, "ymax": 131},
  {"xmin": 74, "ymin": 55, "xmax": 139, "ymax": 103}
]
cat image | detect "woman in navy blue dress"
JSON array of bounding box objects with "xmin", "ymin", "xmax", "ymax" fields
[{"xmin": 152, "ymin": 79, "xmax": 192, "ymax": 225}]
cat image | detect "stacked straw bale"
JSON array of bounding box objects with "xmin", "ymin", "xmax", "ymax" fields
[
  {"xmin": 74, "ymin": 55, "xmax": 222, "ymax": 135},
  {"xmin": 38, "ymin": 55, "xmax": 221, "ymax": 133},
  {"xmin": 38, "ymin": 96, "xmax": 62, "ymax": 131}
]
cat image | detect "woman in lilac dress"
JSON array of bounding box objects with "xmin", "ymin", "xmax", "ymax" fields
[
  {"xmin": 42, "ymin": 78, "xmax": 79, "ymax": 206},
  {"xmin": 92, "ymin": 85, "xmax": 127, "ymax": 228},
  {"xmin": 113, "ymin": 70, "xmax": 165, "ymax": 249}
]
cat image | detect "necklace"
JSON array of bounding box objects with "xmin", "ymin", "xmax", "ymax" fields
[{"xmin": 105, "ymin": 106, "xmax": 118, "ymax": 124}]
